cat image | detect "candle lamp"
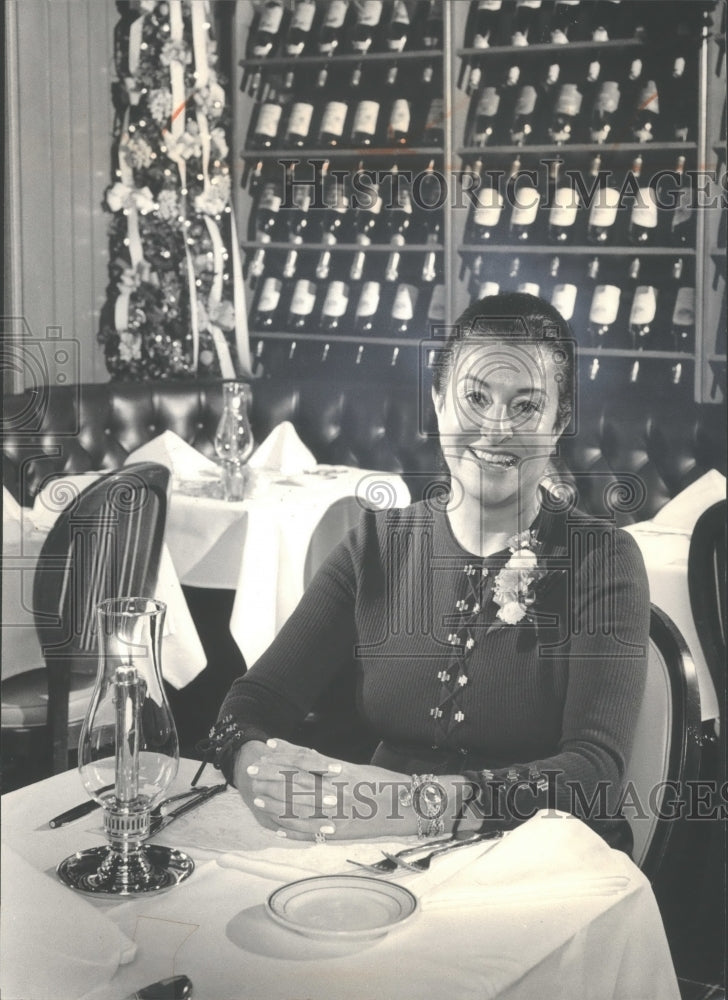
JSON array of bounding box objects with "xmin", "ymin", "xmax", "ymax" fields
[{"xmin": 57, "ymin": 598, "xmax": 194, "ymax": 895}]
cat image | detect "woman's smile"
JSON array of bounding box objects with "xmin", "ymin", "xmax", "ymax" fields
[{"xmin": 466, "ymin": 445, "xmax": 520, "ymax": 471}]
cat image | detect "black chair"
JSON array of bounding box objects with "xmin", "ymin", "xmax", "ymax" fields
[
  {"xmin": 624, "ymin": 605, "xmax": 702, "ymax": 883},
  {"xmin": 688, "ymin": 499, "xmax": 726, "ymax": 730},
  {"xmin": 1, "ymin": 463, "xmax": 170, "ymax": 775}
]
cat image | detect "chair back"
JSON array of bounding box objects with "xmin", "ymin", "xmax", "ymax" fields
[
  {"xmin": 688, "ymin": 500, "xmax": 726, "ymax": 727},
  {"xmin": 625, "ymin": 606, "xmax": 701, "ymax": 881},
  {"xmin": 32, "ymin": 462, "xmax": 170, "ymax": 771}
]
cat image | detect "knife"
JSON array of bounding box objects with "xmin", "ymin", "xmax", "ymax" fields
[{"xmin": 123, "ymin": 974, "xmax": 192, "ymax": 1000}]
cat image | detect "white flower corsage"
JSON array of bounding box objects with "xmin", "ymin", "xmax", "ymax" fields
[{"xmin": 492, "ymin": 530, "xmax": 546, "ymax": 625}]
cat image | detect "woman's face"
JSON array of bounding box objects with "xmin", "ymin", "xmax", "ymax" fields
[{"xmin": 433, "ymin": 340, "xmax": 567, "ymax": 512}]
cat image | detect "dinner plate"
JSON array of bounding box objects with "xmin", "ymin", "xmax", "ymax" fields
[{"xmin": 267, "ymin": 875, "xmax": 417, "ymax": 940}]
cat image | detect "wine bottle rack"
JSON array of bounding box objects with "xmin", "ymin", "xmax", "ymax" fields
[{"xmin": 230, "ymin": 0, "xmax": 725, "ymax": 401}]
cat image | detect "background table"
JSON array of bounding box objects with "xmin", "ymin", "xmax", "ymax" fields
[
  {"xmin": 166, "ymin": 467, "xmax": 410, "ymax": 666},
  {"xmin": 1, "ymin": 760, "xmax": 681, "ymax": 1000}
]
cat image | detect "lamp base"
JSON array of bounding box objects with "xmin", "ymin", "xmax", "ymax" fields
[{"xmin": 57, "ymin": 844, "xmax": 194, "ymax": 896}]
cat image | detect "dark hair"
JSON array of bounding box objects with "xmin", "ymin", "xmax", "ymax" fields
[{"xmin": 431, "ymin": 291, "xmax": 576, "ymax": 431}]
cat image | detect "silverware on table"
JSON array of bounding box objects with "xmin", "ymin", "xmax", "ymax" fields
[
  {"xmin": 123, "ymin": 973, "xmax": 192, "ymax": 999},
  {"xmin": 147, "ymin": 782, "xmax": 228, "ymax": 837},
  {"xmin": 346, "ymin": 835, "xmax": 471, "ymax": 874},
  {"xmin": 381, "ymin": 830, "xmax": 504, "ymax": 872},
  {"xmin": 48, "ymin": 784, "xmax": 226, "ymax": 832}
]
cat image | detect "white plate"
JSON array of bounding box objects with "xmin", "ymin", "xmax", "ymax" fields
[{"xmin": 267, "ymin": 875, "xmax": 417, "ymax": 940}]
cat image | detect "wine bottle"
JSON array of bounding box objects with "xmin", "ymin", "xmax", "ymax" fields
[
  {"xmin": 354, "ymin": 280, "xmax": 382, "ymax": 333},
  {"xmin": 570, "ymin": 255, "xmax": 599, "ymax": 333},
  {"xmin": 416, "ymin": 160, "xmax": 444, "ymax": 245},
  {"xmin": 469, "ymin": 180, "xmax": 504, "ymax": 242},
  {"xmin": 549, "ymin": 264, "xmax": 577, "ymax": 328},
  {"xmin": 586, "ymin": 281, "xmax": 621, "ymax": 349},
  {"xmin": 350, "ymin": 93, "xmax": 381, "ymax": 147},
  {"xmin": 387, "ymin": 96, "xmax": 412, "ymax": 147},
  {"xmin": 548, "ymin": 164, "xmax": 580, "ymax": 244},
  {"xmin": 590, "ymin": 0, "xmax": 621, "ymax": 41},
  {"xmin": 470, "ymin": 1, "xmax": 503, "ymax": 48},
  {"xmin": 509, "ymin": 163, "xmax": 540, "ymax": 242},
  {"xmin": 251, "ymin": 276, "xmax": 283, "ymax": 329},
  {"xmin": 420, "ymin": 0, "xmax": 444, "ymax": 49},
  {"xmin": 351, "ymin": 164, "xmax": 383, "ymax": 243},
  {"xmin": 386, "ymin": 166, "xmax": 414, "ymax": 245},
  {"xmin": 627, "ymin": 284, "xmax": 658, "ymax": 351},
  {"xmin": 509, "ymin": 83, "xmax": 538, "ymax": 146},
  {"xmin": 586, "ymin": 155, "xmax": 620, "ymax": 245},
  {"xmin": 421, "ymin": 250, "xmax": 439, "ymax": 284},
  {"xmin": 470, "ymin": 85, "xmax": 502, "ymax": 147},
  {"xmin": 252, "ymin": 180, "xmax": 283, "ymax": 243},
  {"xmin": 318, "ymin": 169, "xmax": 351, "ymax": 244},
  {"xmin": 283, "ymin": 84, "xmax": 316, "ymax": 149},
  {"xmin": 476, "ymin": 278, "xmax": 500, "ymax": 298},
  {"xmin": 421, "ymin": 93, "xmax": 446, "ymax": 147},
  {"xmin": 511, "ymin": 0, "xmax": 543, "ymax": 46},
  {"xmin": 425, "ymin": 282, "xmax": 446, "ymax": 334},
  {"xmin": 384, "ymin": 251, "xmax": 401, "ymax": 283},
  {"xmin": 386, "ymin": 0, "xmax": 411, "ymax": 52},
  {"xmin": 349, "ymin": 0, "xmax": 383, "ymax": 53},
  {"xmin": 283, "ymin": 172, "xmax": 313, "ymax": 244},
  {"xmin": 669, "ymin": 156, "xmax": 695, "ymax": 246},
  {"xmin": 249, "ymin": 88, "xmax": 285, "ymax": 149},
  {"xmin": 286, "ymin": 278, "xmax": 318, "ymax": 331},
  {"xmin": 548, "ymin": 0, "xmax": 581, "ymax": 43},
  {"xmin": 389, "ymin": 283, "xmax": 419, "ymax": 335},
  {"xmin": 284, "ymin": 0, "xmax": 317, "ymax": 56},
  {"xmin": 318, "ymin": 93, "xmax": 350, "ymax": 147},
  {"xmin": 589, "ymin": 79, "xmax": 620, "ymax": 144},
  {"xmin": 349, "ymin": 250, "xmax": 367, "ymax": 281},
  {"xmin": 630, "ymin": 77, "xmax": 660, "ymax": 143},
  {"xmin": 248, "ymin": 0, "xmax": 286, "ymax": 58},
  {"xmin": 666, "ymin": 55, "xmax": 693, "ymax": 143},
  {"xmin": 547, "ymin": 82, "xmax": 583, "ymax": 145},
  {"xmin": 628, "ymin": 164, "xmax": 659, "ymax": 247},
  {"xmin": 669, "ymin": 274, "xmax": 696, "ymax": 353},
  {"xmin": 318, "ymin": 0, "xmax": 349, "ymax": 55},
  {"xmin": 315, "ymin": 250, "xmax": 333, "ymax": 280},
  {"xmin": 319, "ymin": 279, "xmax": 350, "ymax": 331}
]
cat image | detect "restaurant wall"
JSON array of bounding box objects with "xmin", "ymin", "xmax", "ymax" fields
[{"xmin": 4, "ymin": 0, "xmax": 115, "ymax": 389}]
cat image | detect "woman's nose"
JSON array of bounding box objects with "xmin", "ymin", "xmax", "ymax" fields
[{"xmin": 479, "ymin": 405, "xmax": 514, "ymax": 443}]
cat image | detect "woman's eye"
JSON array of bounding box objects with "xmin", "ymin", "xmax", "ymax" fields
[
  {"xmin": 465, "ymin": 390, "xmax": 488, "ymax": 407},
  {"xmin": 513, "ymin": 398, "xmax": 541, "ymax": 415}
]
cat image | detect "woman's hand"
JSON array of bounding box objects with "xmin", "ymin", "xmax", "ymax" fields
[{"xmin": 234, "ymin": 738, "xmax": 420, "ymax": 842}]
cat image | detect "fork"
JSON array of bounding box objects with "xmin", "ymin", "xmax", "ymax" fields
[
  {"xmin": 381, "ymin": 830, "xmax": 503, "ymax": 872},
  {"xmin": 346, "ymin": 835, "xmax": 455, "ymax": 874}
]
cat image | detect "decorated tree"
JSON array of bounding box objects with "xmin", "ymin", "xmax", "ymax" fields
[{"xmin": 99, "ymin": 0, "xmax": 251, "ymax": 380}]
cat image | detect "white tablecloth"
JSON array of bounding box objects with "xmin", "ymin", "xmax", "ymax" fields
[
  {"xmin": 0, "ymin": 760, "xmax": 681, "ymax": 1000},
  {"xmin": 166, "ymin": 467, "xmax": 411, "ymax": 666},
  {"xmin": 1, "ymin": 506, "xmax": 205, "ymax": 691}
]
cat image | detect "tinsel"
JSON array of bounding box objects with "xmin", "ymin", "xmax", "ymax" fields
[{"xmin": 99, "ymin": 0, "xmax": 249, "ymax": 380}]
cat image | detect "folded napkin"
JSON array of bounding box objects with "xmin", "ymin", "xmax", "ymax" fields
[
  {"xmin": 0, "ymin": 842, "xmax": 136, "ymax": 1000},
  {"xmin": 652, "ymin": 469, "xmax": 726, "ymax": 531},
  {"xmin": 416, "ymin": 811, "xmax": 632, "ymax": 910},
  {"xmin": 3, "ymin": 485, "xmax": 23, "ymax": 523},
  {"xmin": 248, "ymin": 421, "xmax": 316, "ymax": 475},
  {"xmin": 124, "ymin": 429, "xmax": 218, "ymax": 482}
]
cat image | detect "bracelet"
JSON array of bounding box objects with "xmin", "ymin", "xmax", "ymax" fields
[
  {"xmin": 399, "ymin": 773, "xmax": 446, "ymax": 839},
  {"xmin": 193, "ymin": 715, "xmax": 267, "ymax": 786}
]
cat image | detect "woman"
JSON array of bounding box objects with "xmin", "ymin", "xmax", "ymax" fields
[{"xmin": 207, "ymin": 292, "xmax": 650, "ymax": 849}]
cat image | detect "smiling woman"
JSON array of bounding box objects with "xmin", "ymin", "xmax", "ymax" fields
[{"xmin": 210, "ymin": 292, "xmax": 650, "ymax": 854}]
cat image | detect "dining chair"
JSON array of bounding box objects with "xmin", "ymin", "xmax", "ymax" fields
[
  {"xmin": 625, "ymin": 605, "xmax": 701, "ymax": 883},
  {"xmin": 687, "ymin": 499, "xmax": 726, "ymax": 736},
  {"xmin": 1, "ymin": 462, "xmax": 170, "ymax": 777}
]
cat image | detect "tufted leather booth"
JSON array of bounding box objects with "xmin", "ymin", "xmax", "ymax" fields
[{"xmin": 2, "ymin": 378, "xmax": 726, "ymax": 524}]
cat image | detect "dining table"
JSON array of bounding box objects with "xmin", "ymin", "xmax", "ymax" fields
[{"xmin": 0, "ymin": 757, "xmax": 682, "ymax": 1000}]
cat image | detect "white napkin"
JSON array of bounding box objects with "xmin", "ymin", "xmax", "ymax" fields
[
  {"xmin": 416, "ymin": 811, "xmax": 632, "ymax": 910},
  {"xmin": 652, "ymin": 469, "xmax": 726, "ymax": 531},
  {"xmin": 3, "ymin": 485, "xmax": 23, "ymax": 523},
  {"xmin": 0, "ymin": 842, "xmax": 136, "ymax": 1000},
  {"xmin": 248, "ymin": 421, "xmax": 316, "ymax": 475},
  {"xmin": 124, "ymin": 429, "xmax": 218, "ymax": 481}
]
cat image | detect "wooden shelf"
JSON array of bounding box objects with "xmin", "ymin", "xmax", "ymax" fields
[
  {"xmin": 241, "ymin": 147, "xmax": 445, "ymax": 160},
  {"xmin": 457, "ymin": 143, "xmax": 698, "ymax": 158},
  {"xmin": 458, "ymin": 245, "xmax": 696, "ymax": 257},
  {"xmin": 457, "ymin": 39, "xmax": 644, "ymax": 59},
  {"xmin": 249, "ymin": 330, "xmax": 420, "ymax": 347},
  {"xmin": 239, "ymin": 50, "xmax": 443, "ymax": 68},
  {"xmin": 578, "ymin": 349, "xmax": 695, "ymax": 359},
  {"xmin": 241, "ymin": 241, "xmax": 443, "ymax": 253}
]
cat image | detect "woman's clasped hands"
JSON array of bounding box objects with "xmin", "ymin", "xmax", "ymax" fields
[{"xmin": 233, "ymin": 738, "xmax": 419, "ymax": 842}]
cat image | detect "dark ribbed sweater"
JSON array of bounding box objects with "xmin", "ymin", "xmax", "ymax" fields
[{"xmin": 219, "ymin": 498, "xmax": 650, "ymax": 832}]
